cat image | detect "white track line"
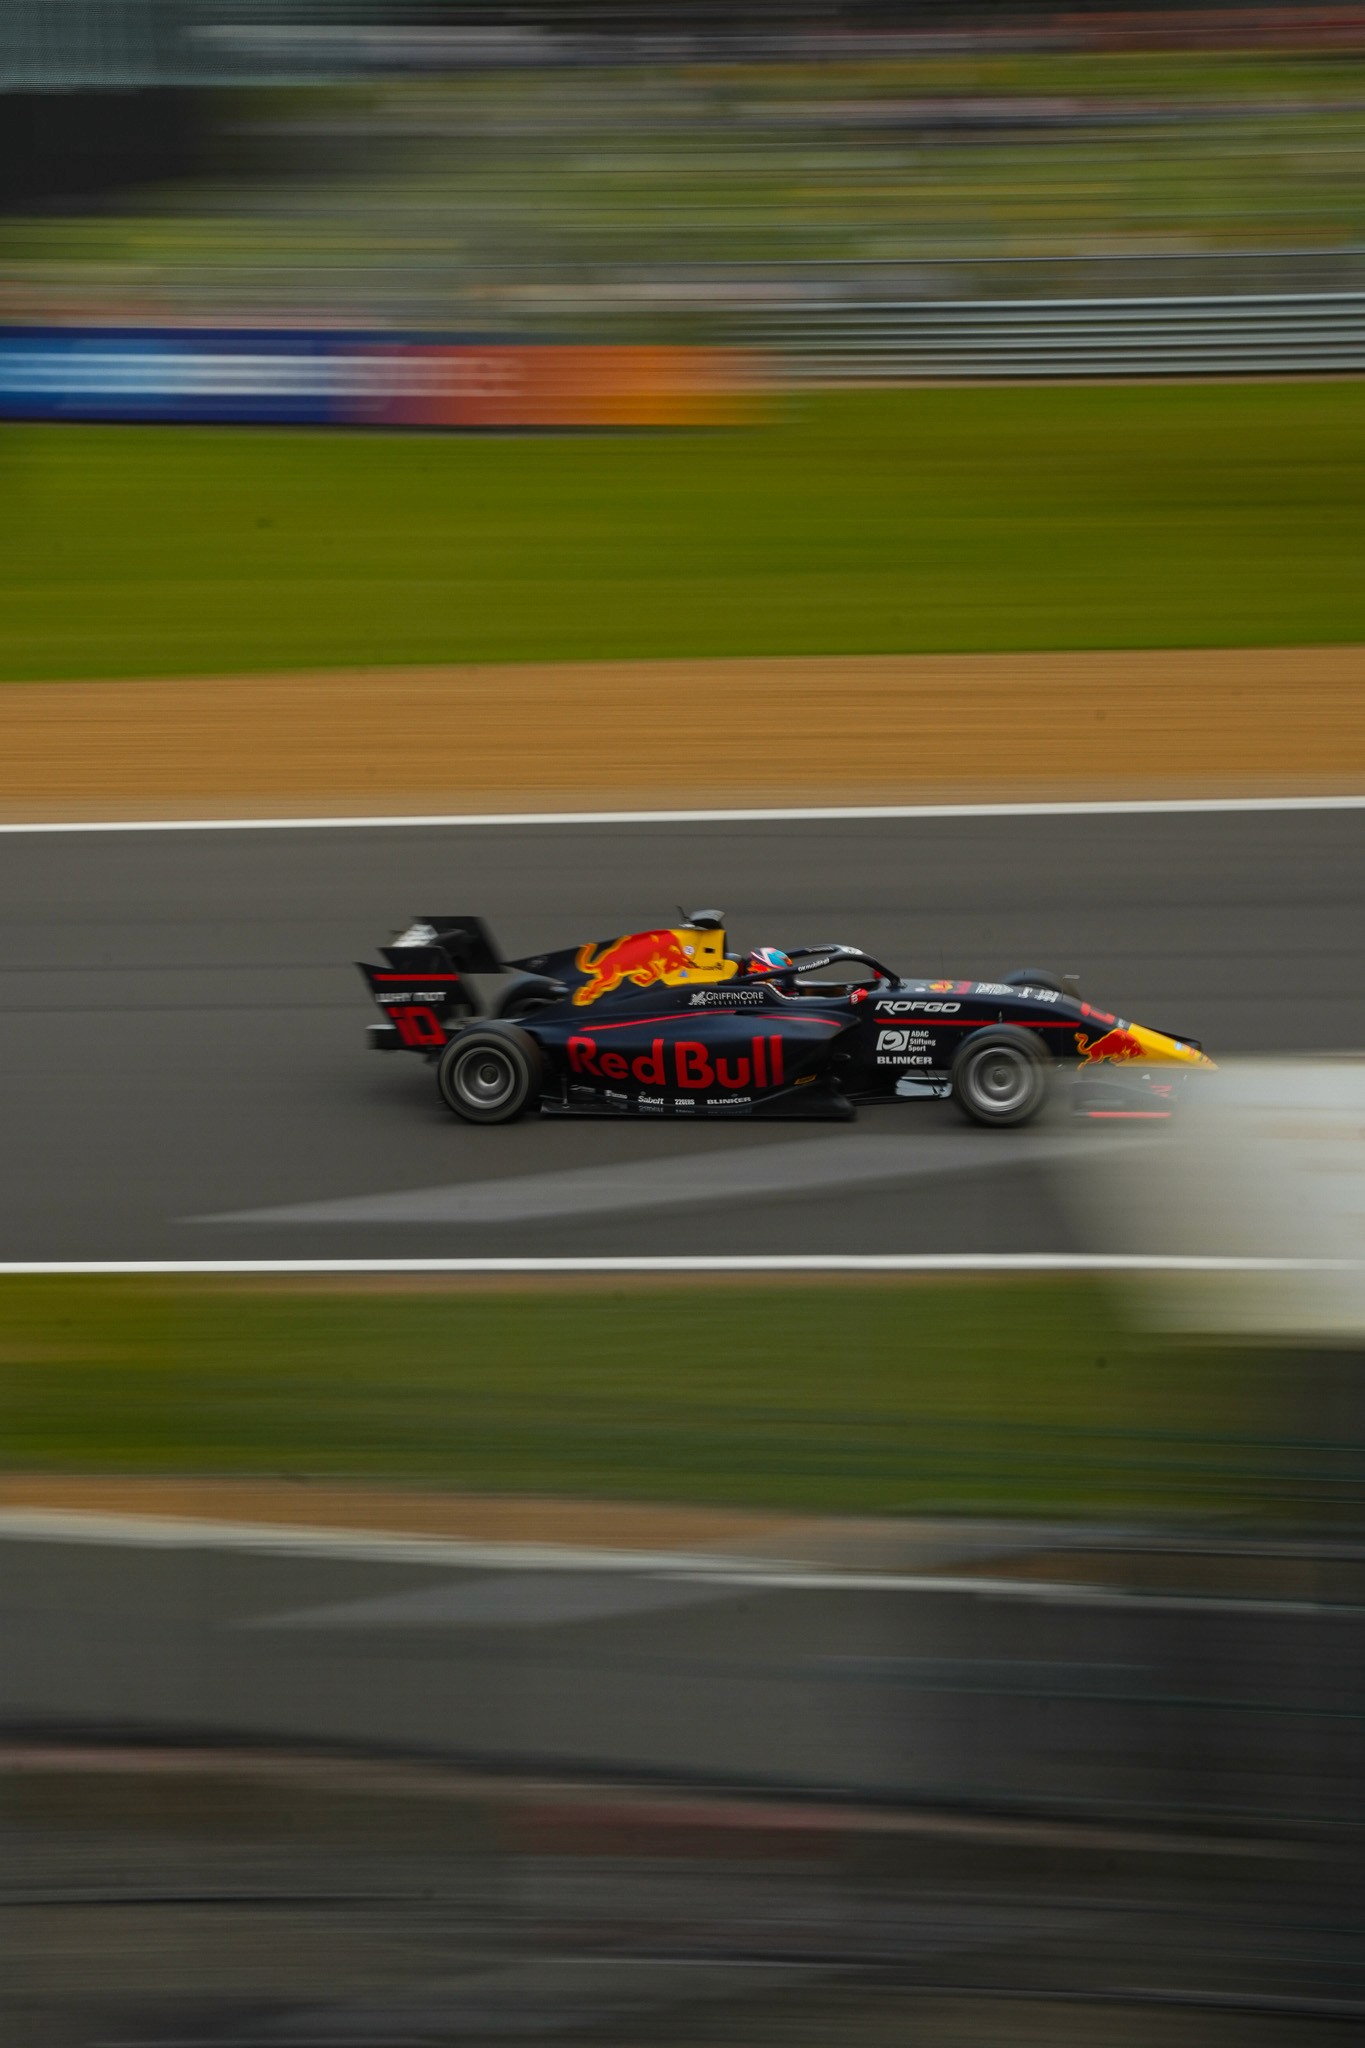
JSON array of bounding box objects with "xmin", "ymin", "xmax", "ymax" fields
[
  {"xmin": 0, "ymin": 1255, "xmax": 1358, "ymax": 1277},
  {"xmin": 2, "ymin": 795, "xmax": 1365, "ymax": 834},
  {"xmin": 0, "ymin": 1510, "xmax": 1338, "ymax": 1613}
]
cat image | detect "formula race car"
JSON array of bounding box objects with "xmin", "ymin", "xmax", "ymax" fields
[{"xmin": 359, "ymin": 911, "xmax": 1214, "ymax": 1128}]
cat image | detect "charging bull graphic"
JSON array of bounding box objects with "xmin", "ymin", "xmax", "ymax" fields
[
  {"xmin": 1075, "ymin": 1025, "xmax": 1146, "ymax": 1066},
  {"xmin": 573, "ymin": 926, "xmax": 737, "ymax": 1007}
]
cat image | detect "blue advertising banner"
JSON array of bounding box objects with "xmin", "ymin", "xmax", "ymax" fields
[
  {"xmin": 0, "ymin": 326, "xmax": 751, "ymax": 427},
  {"xmin": 0, "ymin": 328, "xmax": 346, "ymax": 425}
]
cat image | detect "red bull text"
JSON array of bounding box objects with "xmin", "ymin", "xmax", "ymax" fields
[{"xmin": 568, "ymin": 1035, "xmax": 785, "ymax": 1092}]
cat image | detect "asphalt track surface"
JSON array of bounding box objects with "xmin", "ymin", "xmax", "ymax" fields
[{"xmin": 1, "ymin": 809, "xmax": 1361, "ymax": 1262}]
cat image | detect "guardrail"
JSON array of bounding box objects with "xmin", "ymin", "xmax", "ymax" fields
[{"xmin": 763, "ymin": 291, "xmax": 1365, "ymax": 381}]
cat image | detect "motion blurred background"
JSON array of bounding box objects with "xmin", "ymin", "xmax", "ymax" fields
[{"xmin": 2, "ymin": 5, "xmax": 1365, "ymax": 2045}]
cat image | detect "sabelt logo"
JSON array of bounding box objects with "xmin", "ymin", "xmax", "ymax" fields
[{"xmin": 568, "ymin": 1035, "xmax": 786, "ymax": 1092}]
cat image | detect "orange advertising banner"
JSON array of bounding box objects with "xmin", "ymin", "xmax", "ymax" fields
[
  {"xmin": 0, "ymin": 330, "xmax": 760, "ymax": 429},
  {"xmin": 372, "ymin": 344, "xmax": 755, "ymax": 428}
]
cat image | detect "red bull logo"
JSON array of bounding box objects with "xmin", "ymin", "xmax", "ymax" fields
[
  {"xmin": 573, "ymin": 925, "xmax": 735, "ymax": 1006},
  {"xmin": 574, "ymin": 930, "xmax": 689, "ymax": 1005},
  {"xmin": 1075, "ymin": 1026, "xmax": 1145, "ymax": 1067}
]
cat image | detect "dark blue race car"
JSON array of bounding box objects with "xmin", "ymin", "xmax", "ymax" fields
[{"xmin": 360, "ymin": 910, "xmax": 1214, "ymax": 1129}]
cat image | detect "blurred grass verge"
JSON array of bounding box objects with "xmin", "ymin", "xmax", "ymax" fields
[
  {"xmin": 1, "ymin": 384, "xmax": 1363, "ymax": 683},
  {"xmin": 2, "ymin": 1277, "xmax": 1357, "ymax": 1524}
]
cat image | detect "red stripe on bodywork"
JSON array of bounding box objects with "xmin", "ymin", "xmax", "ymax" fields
[
  {"xmin": 903, "ymin": 1017, "xmax": 1076, "ymax": 1030},
  {"xmin": 578, "ymin": 1010, "xmax": 842, "ymax": 1034}
]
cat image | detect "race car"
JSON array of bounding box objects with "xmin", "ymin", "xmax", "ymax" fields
[{"xmin": 358, "ymin": 911, "xmax": 1215, "ymax": 1128}]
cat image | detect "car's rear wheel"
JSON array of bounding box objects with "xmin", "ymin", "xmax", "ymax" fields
[
  {"xmin": 952, "ymin": 1027, "xmax": 1049, "ymax": 1128},
  {"xmin": 437, "ymin": 1025, "xmax": 542, "ymax": 1124}
]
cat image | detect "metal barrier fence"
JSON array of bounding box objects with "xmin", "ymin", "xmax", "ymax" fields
[{"xmin": 763, "ymin": 290, "xmax": 1365, "ymax": 382}]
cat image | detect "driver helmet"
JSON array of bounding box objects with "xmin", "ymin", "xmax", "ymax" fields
[{"xmin": 748, "ymin": 945, "xmax": 791, "ymax": 976}]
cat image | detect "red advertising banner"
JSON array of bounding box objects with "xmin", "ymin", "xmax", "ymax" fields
[{"xmin": 0, "ymin": 331, "xmax": 759, "ymax": 429}]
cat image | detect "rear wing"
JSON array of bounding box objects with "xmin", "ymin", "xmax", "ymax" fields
[
  {"xmin": 395, "ymin": 915, "xmax": 502, "ymax": 974},
  {"xmin": 357, "ymin": 914, "xmax": 502, "ymax": 1050}
]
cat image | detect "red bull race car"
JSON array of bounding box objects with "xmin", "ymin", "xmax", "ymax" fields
[{"xmin": 359, "ymin": 911, "xmax": 1215, "ymax": 1127}]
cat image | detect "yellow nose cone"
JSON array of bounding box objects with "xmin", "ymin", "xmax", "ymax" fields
[{"xmin": 1130, "ymin": 1023, "xmax": 1218, "ymax": 1070}]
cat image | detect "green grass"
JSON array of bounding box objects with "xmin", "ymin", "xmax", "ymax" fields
[
  {"xmin": 0, "ymin": 1277, "xmax": 1349, "ymax": 1522},
  {"xmin": 2, "ymin": 384, "xmax": 1363, "ymax": 681}
]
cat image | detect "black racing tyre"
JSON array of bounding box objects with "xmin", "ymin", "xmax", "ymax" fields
[
  {"xmin": 1002, "ymin": 968, "xmax": 1069, "ymax": 998},
  {"xmin": 951, "ymin": 1027, "xmax": 1049, "ymax": 1129},
  {"xmin": 436, "ymin": 1025, "xmax": 542, "ymax": 1124}
]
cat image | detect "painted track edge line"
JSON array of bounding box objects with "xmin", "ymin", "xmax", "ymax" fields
[
  {"xmin": 0, "ymin": 1512, "xmax": 1348, "ymax": 1612},
  {"xmin": 0, "ymin": 1255, "xmax": 1357, "ymax": 1277},
  {"xmin": 3, "ymin": 795, "xmax": 1365, "ymax": 834}
]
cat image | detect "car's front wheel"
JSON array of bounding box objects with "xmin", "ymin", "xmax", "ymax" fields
[
  {"xmin": 436, "ymin": 1025, "xmax": 542, "ymax": 1124},
  {"xmin": 951, "ymin": 1028, "xmax": 1049, "ymax": 1128}
]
